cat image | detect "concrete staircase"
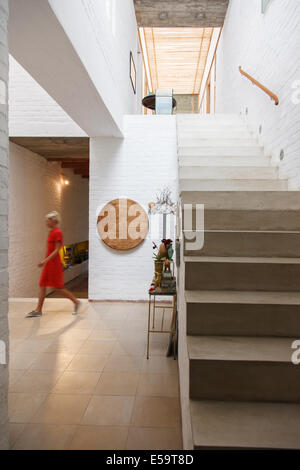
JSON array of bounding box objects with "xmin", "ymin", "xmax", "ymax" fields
[{"xmin": 177, "ymin": 114, "xmax": 300, "ymax": 450}]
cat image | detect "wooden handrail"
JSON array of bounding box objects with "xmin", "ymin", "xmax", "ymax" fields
[{"xmin": 239, "ymin": 66, "xmax": 279, "ymax": 106}]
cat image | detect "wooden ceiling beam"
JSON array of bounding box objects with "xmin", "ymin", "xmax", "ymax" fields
[
  {"xmin": 61, "ymin": 161, "xmax": 89, "ymax": 169},
  {"xmin": 47, "ymin": 158, "xmax": 89, "ymax": 163}
]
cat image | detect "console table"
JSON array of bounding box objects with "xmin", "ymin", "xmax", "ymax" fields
[{"xmin": 147, "ymin": 281, "xmax": 177, "ymax": 360}]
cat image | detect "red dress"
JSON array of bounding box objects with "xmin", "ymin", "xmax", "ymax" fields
[{"xmin": 39, "ymin": 227, "xmax": 64, "ymax": 289}]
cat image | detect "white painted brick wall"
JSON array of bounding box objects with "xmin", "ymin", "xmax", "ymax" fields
[
  {"xmin": 9, "ymin": 56, "xmax": 87, "ymax": 137},
  {"xmin": 89, "ymin": 115, "xmax": 178, "ymax": 301},
  {"xmin": 216, "ymin": 0, "xmax": 300, "ymax": 188},
  {"xmin": 0, "ymin": 0, "xmax": 8, "ymax": 451},
  {"xmin": 9, "ymin": 142, "xmax": 89, "ymax": 298}
]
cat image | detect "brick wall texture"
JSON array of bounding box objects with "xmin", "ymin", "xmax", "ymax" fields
[{"xmin": 0, "ymin": 0, "xmax": 9, "ymax": 451}]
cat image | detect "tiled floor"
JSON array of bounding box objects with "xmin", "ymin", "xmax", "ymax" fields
[{"xmin": 8, "ymin": 299, "xmax": 182, "ymax": 450}]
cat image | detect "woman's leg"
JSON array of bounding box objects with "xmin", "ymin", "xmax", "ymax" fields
[
  {"xmin": 36, "ymin": 286, "xmax": 47, "ymax": 312},
  {"xmin": 58, "ymin": 288, "xmax": 79, "ymax": 305}
]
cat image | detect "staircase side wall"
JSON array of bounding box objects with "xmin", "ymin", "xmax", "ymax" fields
[{"xmin": 215, "ymin": 0, "xmax": 300, "ymax": 188}]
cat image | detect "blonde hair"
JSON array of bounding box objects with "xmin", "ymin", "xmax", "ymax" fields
[{"xmin": 46, "ymin": 211, "xmax": 60, "ymax": 225}]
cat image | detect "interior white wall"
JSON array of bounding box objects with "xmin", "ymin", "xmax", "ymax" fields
[
  {"xmin": 89, "ymin": 115, "xmax": 177, "ymax": 301},
  {"xmin": 48, "ymin": 0, "xmax": 142, "ymax": 125},
  {"xmin": 215, "ymin": 0, "xmax": 300, "ymax": 188},
  {"xmin": 9, "ymin": 142, "xmax": 89, "ymax": 298},
  {"xmin": 9, "ymin": 0, "xmax": 135, "ymax": 137},
  {"xmin": 9, "ymin": 56, "xmax": 87, "ymax": 137}
]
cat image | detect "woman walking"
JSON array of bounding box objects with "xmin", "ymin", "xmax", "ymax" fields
[{"xmin": 26, "ymin": 211, "xmax": 82, "ymax": 318}]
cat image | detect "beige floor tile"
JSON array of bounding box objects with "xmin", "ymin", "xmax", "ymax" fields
[
  {"xmin": 146, "ymin": 339, "xmax": 171, "ymax": 356},
  {"xmin": 67, "ymin": 353, "xmax": 108, "ymax": 372},
  {"xmin": 98, "ymin": 310, "xmax": 128, "ymax": 322},
  {"xmin": 31, "ymin": 394, "xmax": 91, "ymax": 424},
  {"xmin": 9, "ymin": 339, "xmax": 24, "ymax": 353},
  {"xmin": 104, "ymin": 355, "xmax": 143, "ymax": 374},
  {"xmin": 10, "ymin": 352, "xmax": 40, "ymax": 370},
  {"xmin": 60, "ymin": 328, "xmax": 92, "ymax": 341},
  {"xmin": 132, "ymin": 397, "xmax": 181, "ymax": 428},
  {"xmin": 33, "ymin": 322, "xmax": 76, "ymax": 337},
  {"xmin": 14, "ymin": 338, "xmax": 54, "ymax": 354},
  {"xmin": 111, "ymin": 341, "xmax": 146, "ymax": 357},
  {"xmin": 102, "ymin": 303, "xmax": 135, "ymax": 317},
  {"xmin": 95, "ymin": 319, "xmax": 125, "ymax": 330},
  {"xmin": 9, "ymin": 369, "xmax": 25, "ymax": 388},
  {"xmin": 125, "ymin": 308, "xmax": 148, "ymax": 321},
  {"xmin": 137, "ymin": 374, "xmax": 179, "ymax": 397},
  {"xmin": 116, "ymin": 329, "xmax": 147, "ymax": 342},
  {"xmin": 142, "ymin": 356, "xmax": 178, "ymax": 375},
  {"xmin": 13, "ymin": 423, "xmax": 76, "ymax": 450},
  {"xmin": 52, "ymin": 371, "xmax": 100, "ymax": 395},
  {"xmin": 9, "ymin": 392, "xmax": 47, "ymax": 423},
  {"xmin": 42, "ymin": 318, "xmax": 77, "ymax": 330},
  {"xmin": 66, "ymin": 318, "xmax": 102, "ymax": 330},
  {"xmin": 9, "ymin": 301, "xmax": 37, "ymax": 316},
  {"xmin": 10, "ymin": 369, "xmax": 62, "ymax": 393},
  {"xmin": 88, "ymin": 329, "xmax": 119, "ymax": 340},
  {"xmin": 86, "ymin": 302, "xmax": 112, "ymax": 315},
  {"xmin": 82, "ymin": 395, "xmax": 135, "ymax": 426},
  {"xmin": 123, "ymin": 319, "xmax": 148, "ymax": 332},
  {"xmin": 29, "ymin": 353, "xmax": 74, "ymax": 371},
  {"xmin": 78, "ymin": 339, "xmax": 116, "ymax": 355},
  {"xmin": 95, "ymin": 372, "xmax": 139, "ymax": 396},
  {"xmin": 126, "ymin": 427, "xmax": 182, "ymax": 450},
  {"xmin": 149, "ymin": 334, "xmax": 172, "ymax": 344},
  {"xmin": 8, "ymin": 328, "xmax": 33, "ymax": 341},
  {"xmin": 9, "ymin": 423, "xmax": 26, "ymax": 449},
  {"xmin": 45, "ymin": 337, "xmax": 86, "ymax": 354},
  {"xmin": 69, "ymin": 425, "xmax": 129, "ymax": 450},
  {"xmin": 8, "ymin": 300, "xmax": 183, "ymax": 447}
]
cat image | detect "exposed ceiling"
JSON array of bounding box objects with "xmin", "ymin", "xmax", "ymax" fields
[
  {"xmin": 134, "ymin": 0, "xmax": 229, "ymax": 27},
  {"xmin": 10, "ymin": 137, "xmax": 90, "ymax": 178},
  {"xmin": 143, "ymin": 27, "xmax": 213, "ymax": 94}
]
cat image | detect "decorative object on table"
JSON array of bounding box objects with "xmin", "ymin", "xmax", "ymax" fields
[
  {"xmin": 149, "ymin": 187, "xmax": 177, "ymax": 240},
  {"xmin": 162, "ymin": 239, "xmax": 175, "ymax": 288},
  {"xmin": 152, "ymin": 242, "xmax": 164, "ymax": 287},
  {"xmin": 152, "ymin": 239, "xmax": 174, "ymax": 288},
  {"xmin": 142, "ymin": 92, "xmax": 177, "ymax": 113},
  {"xmin": 97, "ymin": 198, "xmax": 149, "ymax": 250},
  {"xmin": 130, "ymin": 51, "xmax": 136, "ymax": 94}
]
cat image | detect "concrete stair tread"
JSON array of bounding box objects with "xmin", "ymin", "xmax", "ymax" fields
[
  {"xmin": 179, "ymin": 149, "xmax": 264, "ymax": 157},
  {"xmin": 185, "ymin": 290, "xmax": 300, "ymax": 305},
  {"xmin": 187, "ymin": 335, "xmax": 295, "ymax": 362},
  {"xmin": 191, "ymin": 400, "xmax": 300, "ymax": 449},
  {"xmin": 179, "ymin": 157, "xmax": 271, "ymax": 167},
  {"xmin": 181, "ymin": 191, "xmax": 300, "ymax": 209},
  {"xmin": 179, "ymin": 166, "xmax": 278, "ymax": 180},
  {"xmin": 180, "ymin": 180, "xmax": 287, "ymax": 191},
  {"xmin": 178, "ymin": 136, "xmax": 262, "ymax": 143},
  {"xmin": 184, "ymin": 255, "xmax": 300, "ymax": 264}
]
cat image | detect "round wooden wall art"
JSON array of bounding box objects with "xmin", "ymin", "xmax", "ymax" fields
[{"xmin": 97, "ymin": 198, "xmax": 149, "ymax": 250}]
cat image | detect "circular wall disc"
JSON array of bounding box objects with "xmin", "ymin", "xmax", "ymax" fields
[{"xmin": 97, "ymin": 198, "xmax": 149, "ymax": 250}]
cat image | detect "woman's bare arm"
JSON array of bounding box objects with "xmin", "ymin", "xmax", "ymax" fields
[{"xmin": 38, "ymin": 241, "xmax": 62, "ymax": 268}]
